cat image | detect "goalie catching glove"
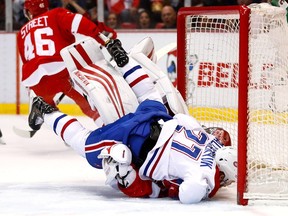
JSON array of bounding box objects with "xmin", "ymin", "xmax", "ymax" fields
[
  {"xmin": 105, "ymin": 39, "xmax": 129, "ymax": 67},
  {"xmin": 98, "ymin": 143, "xmax": 136, "ymax": 188}
]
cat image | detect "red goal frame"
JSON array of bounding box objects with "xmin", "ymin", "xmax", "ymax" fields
[{"xmin": 177, "ymin": 5, "xmax": 250, "ymax": 205}]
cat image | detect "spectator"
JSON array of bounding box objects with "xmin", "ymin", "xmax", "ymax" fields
[
  {"xmin": 105, "ymin": 12, "xmax": 121, "ymax": 29},
  {"xmin": 137, "ymin": 10, "xmax": 155, "ymax": 29},
  {"xmin": 161, "ymin": 5, "xmax": 177, "ymax": 29},
  {"xmin": 122, "ymin": 0, "xmax": 140, "ymax": 23},
  {"xmin": 139, "ymin": 0, "xmax": 164, "ymax": 23},
  {"xmin": 106, "ymin": 0, "xmax": 140, "ymax": 24}
]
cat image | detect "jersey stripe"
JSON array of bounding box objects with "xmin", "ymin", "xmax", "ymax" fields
[
  {"xmin": 85, "ymin": 140, "xmax": 116, "ymax": 152},
  {"xmin": 123, "ymin": 65, "xmax": 142, "ymax": 79},
  {"xmin": 143, "ymin": 135, "xmax": 173, "ymax": 178},
  {"xmin": 129, "ymin": 74, "xmax": 149, "ymax": 87},
  {"xmin": 22, "ymin": 62, "xmax": 66, "ymax": 86},
  {"xmin": 71, "ymin": 14, "xmax": 82, "ymax": 34},
  {"xmin": 60, "ymin": 118, "xmax": 77, "ymax": 140}
]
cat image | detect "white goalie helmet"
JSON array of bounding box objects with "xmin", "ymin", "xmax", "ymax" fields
[{"xmin": 215, "ymin": 146, "xmax": 237, "ymax": 186}]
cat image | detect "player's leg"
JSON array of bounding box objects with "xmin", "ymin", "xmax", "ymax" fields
[
  {"xmin": 32, "ymin": 70, "xmax": 101, "ymax": 123},
  {"xmin": 30, "ymin": 73, "xmax": 64, "ymax": 106},
  {"xmin": 44, "ymin": 110, "xmax": 90, "ymax": 157},
  {"xmin": 29, "ymin": 96, "xmax": 92, "ymax": 157},
  {"xmin": 118, "ymin": 57, "xmax": 163, "ymax": 103}
]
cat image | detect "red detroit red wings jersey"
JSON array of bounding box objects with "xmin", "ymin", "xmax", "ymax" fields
[{"xmin": 17, "ymin": 8, "xmax": 115, "ymax": 87}]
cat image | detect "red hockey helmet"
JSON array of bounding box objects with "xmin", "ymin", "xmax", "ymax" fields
[
  {"xmin": 204, "ymin": 127, "xmax": 232, "ymax": 146},
  {"xmin": 24, "ymin": 0, "xmax": 49, "ymax": 19}
]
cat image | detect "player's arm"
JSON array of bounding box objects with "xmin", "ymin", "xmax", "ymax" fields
[
  {"xmin": 94, "ymin": 21, "xmax": 117, "ymax": 39},
  {"xmin": 76, "ymin": 15, "xmax": 117, "ymax": 45},
  {"xmin": 69, "ymin": 11, "xmax": 127, "ymax": 67},
  {"xmin": 56, "ymin": 8, "xmax": 116, "ymax": 45}
]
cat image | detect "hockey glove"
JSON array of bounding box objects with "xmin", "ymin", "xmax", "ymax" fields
[
  {"xmin": 98, "ymin": 144, "xmax": 136, "ymax": 188},
  {"xmin": 28, "ymin": 97, "xmax": 58, "ymax": 130},
  {"xmin": 105, "ymin": 39, "xmax": 129, "ymax": 67}
]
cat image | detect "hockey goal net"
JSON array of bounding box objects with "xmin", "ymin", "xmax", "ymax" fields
[{"xmin": 177, "ymin": 3, "xmax": 288, "ymax": 205}]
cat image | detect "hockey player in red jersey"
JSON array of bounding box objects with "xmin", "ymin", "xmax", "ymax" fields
[
  {"xmin": 17, "ymin": 0, "xmax": 128, "ymax": 127},
  {"xmin": 28, "ymin": 45, "xmax": 236, "ymax": 204}
]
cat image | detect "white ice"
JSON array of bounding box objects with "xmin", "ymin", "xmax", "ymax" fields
[{"xmin": 0, "ymin": 115, "xmax": 287, "ymax": 216}]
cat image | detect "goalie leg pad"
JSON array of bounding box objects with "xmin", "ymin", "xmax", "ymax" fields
[
  {"xmin": 70, "ymin": 62, "xmax": 139, "ymax": 125},
  {"xmin": 61, "ymin": 37, "xmax": 139, "ymax": 125},
  {"xmin": 129, "ymin": 37, "xmax": 157, "ymax": 63}
]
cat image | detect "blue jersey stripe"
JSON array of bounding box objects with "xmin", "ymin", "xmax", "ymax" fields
[
  {"xmin": 53, "ymin": 114, "xmax": 67, "ymax": 134},
  {"xmin": 123, "ymin": 65, "xmax": 142, "ymax": 79}
]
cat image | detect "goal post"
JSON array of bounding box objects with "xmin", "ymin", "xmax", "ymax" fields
[{"xmin": 177, "ymin": 3, "xmax": 288, "ymax": 205}]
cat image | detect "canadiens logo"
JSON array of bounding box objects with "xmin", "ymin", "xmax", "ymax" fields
[
  {"xmin": 166, "ymin": 48, "xmax": 177, "ymax": 86},
  {"xmin": 166, "ymin": 49, "xmax": 199, "ymax": 87}
]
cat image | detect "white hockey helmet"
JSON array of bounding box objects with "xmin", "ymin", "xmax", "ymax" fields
[
  {"xmin": 215, "ymin": 146, "xmax": 237, "ymax": 186},
  {"xmin": 98, "ymin": 143, "xmax": 132, "ymax": 185},
  {"xmin": 99, "ymin": 143, "xmax": 132, "ymax": 165}
]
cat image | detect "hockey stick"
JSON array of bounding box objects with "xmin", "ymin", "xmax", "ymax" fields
[
  {"xmin": 0, "ymin": 129, "xmax": 6, "ymax": 145},
  {"xmin": 13, "ymin": 93, "xmax": 65, "ymax": 138}
]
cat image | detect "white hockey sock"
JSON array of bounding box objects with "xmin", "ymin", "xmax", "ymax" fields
[
  {"xmin": 44, "ymin": 111, "xmax": 90, "ymax": 157},
  {"xmin": 119, "ymin": 58, "xmax": 162, "ymax": 103}
]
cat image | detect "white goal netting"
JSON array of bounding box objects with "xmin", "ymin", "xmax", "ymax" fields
[{"xmin": 178, "ymin": 3, "xmax": 288, "ymax": 203}]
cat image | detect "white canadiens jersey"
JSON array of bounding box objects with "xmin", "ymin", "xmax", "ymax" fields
[{"xmin": 139, "ymin": 113, "xmax": 223, "ymax": 203}]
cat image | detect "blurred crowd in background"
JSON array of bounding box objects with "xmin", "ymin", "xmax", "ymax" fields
[{"xmin": 1, "ymin": 0, "xmax": 266, "ymax": 31}]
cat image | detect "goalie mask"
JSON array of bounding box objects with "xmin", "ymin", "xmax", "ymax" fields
[
  {"xmin": 204, "ymin": 127, "xmax": 231, "ymax": 146},
  {"xmin": 24, "ymin": 0, "xmax": 49, "ymax": 20},
  {"xmin": 215, "ymin": 146, "xmax": 237, "ymax": 187}
]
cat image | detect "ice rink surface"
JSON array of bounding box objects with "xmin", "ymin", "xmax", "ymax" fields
[{"xmin": 0, "ymin": 114, "xmax": 287, "ymax": 216}]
